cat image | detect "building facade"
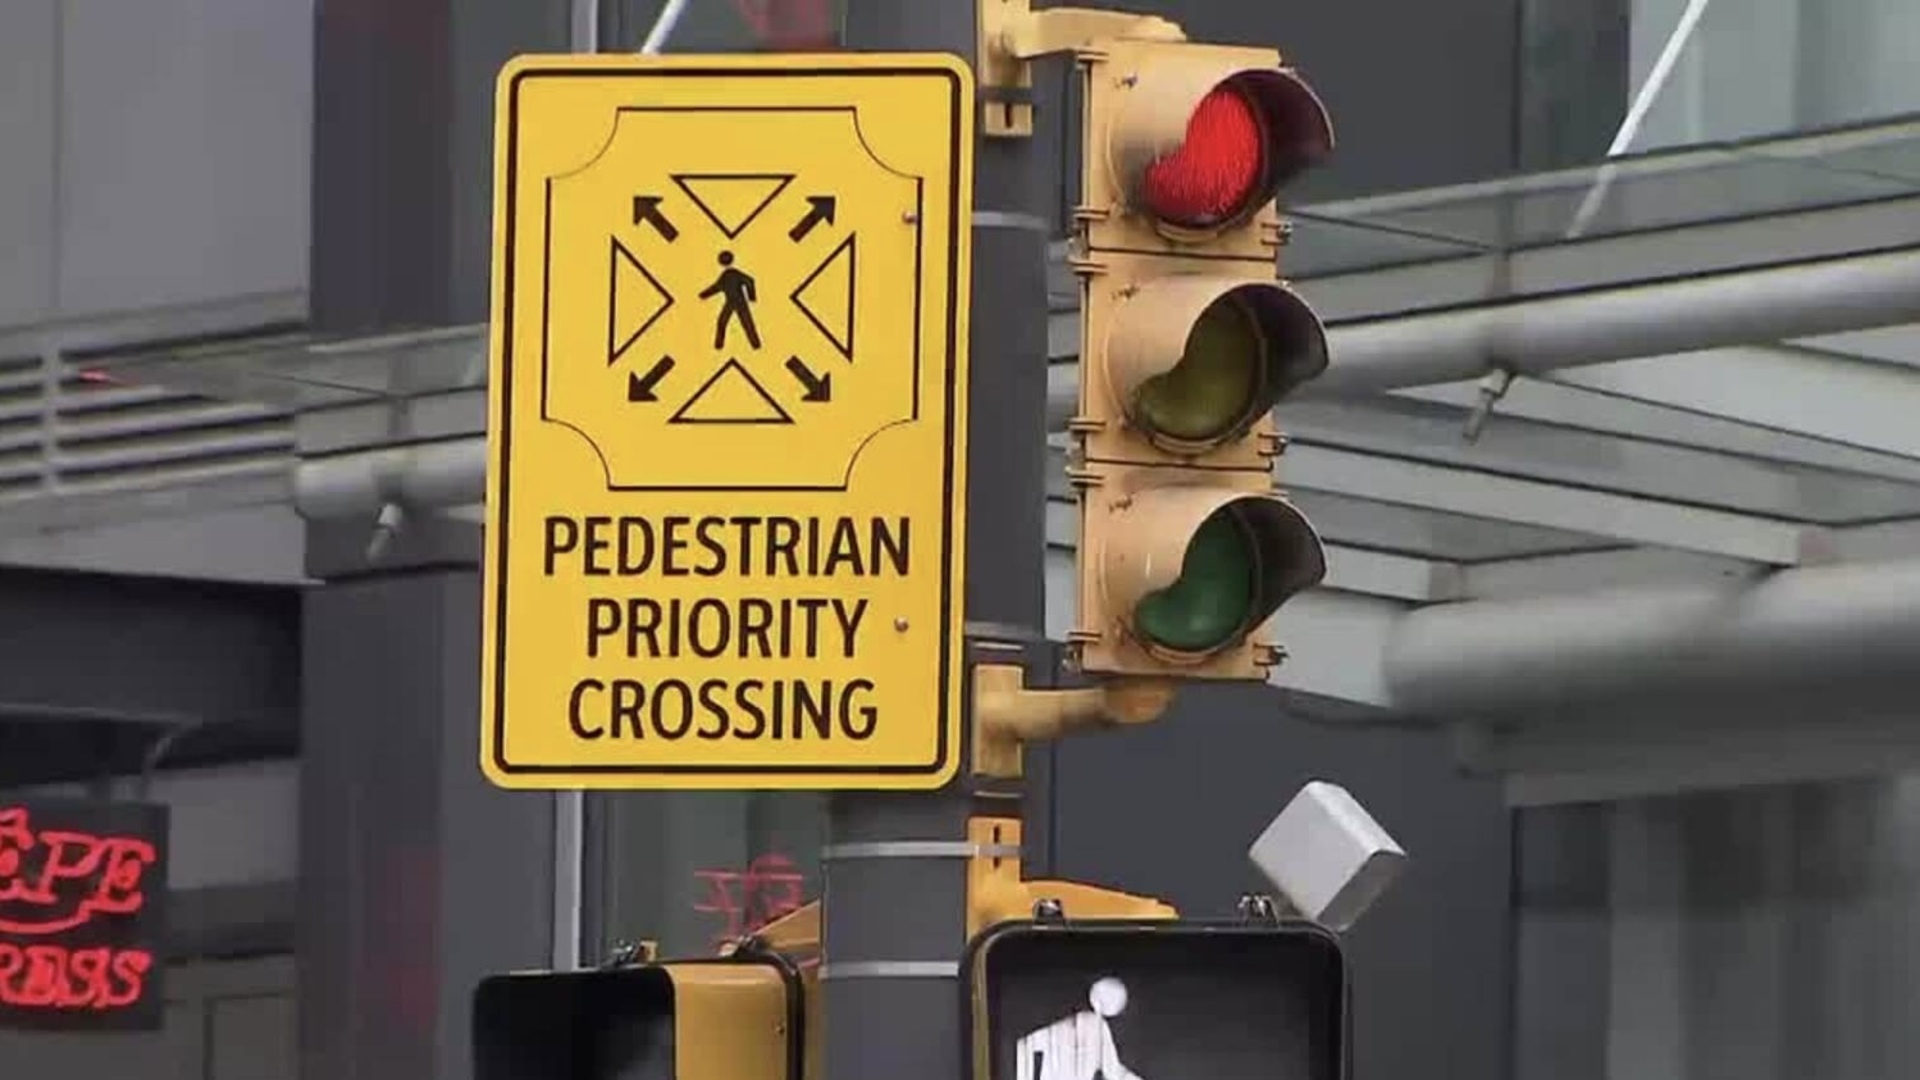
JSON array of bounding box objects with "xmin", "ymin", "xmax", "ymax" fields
[{"xmin": 5, "ymin": 0, "xmax": 1920, "ymax": 1077}]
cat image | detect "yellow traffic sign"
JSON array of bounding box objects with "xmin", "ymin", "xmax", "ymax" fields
[{"xmin": 481, "ymin": 53, "xmax": 974, "ymax": 791}]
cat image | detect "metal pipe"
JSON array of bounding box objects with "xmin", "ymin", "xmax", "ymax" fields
[
  {"xmin": 1311, "ymin": 249, "xmax": 1920, "ymax": 395},
  {"xmin": 1046, "ymin": 247, "xmax": 1920, "ymax": 425},
  {"xmin": 1383, "ymin": 557, "xmax": 1920, "ymax": 716},
  {"xmin": 640, "ymin": 0, "xmax": 693, "ymax": 53},
  {"xmin": 570, "ymin": 0, "xmax": 600, "ymax": 52},
  {"xmin": 297, "ymin": 246, "xmax": 1920, "ymax": 519},
  {"xmin": 555, "ymin": 0, "xmax": 611, "ymax": 981},
  {"xmin": 550, "ymin": 790, "xmax": 585, "ymax": 969},
  {"xmin": 827, "ymin": 6, "xmax": 1049, "ymax": 1080},
  {"xmin": 1566, "ymin": 0, "xmax": 1714, "ymax": 238},
  {"xmin": 291, "ymin": 440, "xmax": 486, "ymax": 521}
]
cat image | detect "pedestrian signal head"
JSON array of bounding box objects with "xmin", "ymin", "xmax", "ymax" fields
[
  {"xmin": 964, "ymin": 919, "xmax": 1349, "ymax": 1080},
  {"xmin": 1103, "ymin": 52, "xmax": 1333, "ymax": 242}
]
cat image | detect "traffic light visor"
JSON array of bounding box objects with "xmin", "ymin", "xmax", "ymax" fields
[
  {"xmin": 1107, "ymin": 278, "xmax": 1329, "ymax": 454},
  {"xmin": 1100, "ymin": 488, "xmax": 1327, "ymax": 661},
  {"xmin": 473, "ymin": 967, "xmax": 677, "ymax": 1080},
  {"xmin": 1113, "ymin": 59, "xmax": 1333, "ymax": 235},
  {"xmin": 472, "ymin": 958, "xmax": 802, "ymax": 1080},
  {"xmin": 964, "ymin": 920, "xmax": 1349, "ymax": 1080}
]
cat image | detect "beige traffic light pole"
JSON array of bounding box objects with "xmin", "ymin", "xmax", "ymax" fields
[
  {"xmin": 819, "ymin": 9, "xmax": 1337, "ymax": 1080},
  {"xmin": 814, "ymin": 6, "xmax": 1078, "ymax": 1080}
]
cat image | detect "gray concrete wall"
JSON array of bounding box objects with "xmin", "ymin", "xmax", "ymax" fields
[
  {"xmin": 0, "ymin": 956, "xmax": 295, "ymax": 1080},
  {"xmin": 0, "ymin": 0, "xmax": 312, "ymax": 333},
  {"xmin": 0, "ymin": 567, "xmax": 301, "ymax": 787}
]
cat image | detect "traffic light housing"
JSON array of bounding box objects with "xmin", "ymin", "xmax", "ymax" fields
[
  {"xmin": 964, "ymin": 919, "xmax": 1349, "ymax": 1080},
  {"xmin": 473, "ymin": 954, "xmax": 804, "ymax": 1080},
  {"xmin": 1069, "ymin": 37, "xmax": 1333, "ymax": 681}
]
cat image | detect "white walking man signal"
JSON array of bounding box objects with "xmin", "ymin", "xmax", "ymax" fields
[{"xmin": 1016, "ymin": 977, "xmax": 1145, "ymax": 1080}]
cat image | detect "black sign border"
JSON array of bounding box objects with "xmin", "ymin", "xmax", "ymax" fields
[{"xmin": 486, "ymin": 58, "xmax": 972, "ymax": 784}]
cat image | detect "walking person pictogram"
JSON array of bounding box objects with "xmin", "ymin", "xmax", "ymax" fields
[
  {"xmin": 1016, "ymin": 977, "xmax": 1147, "ymax": 1080},
  {"xmin": 700, "ymin": 250, "xmax": 761, "ymax": 350}
]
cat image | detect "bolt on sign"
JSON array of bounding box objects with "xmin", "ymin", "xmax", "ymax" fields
[
  {"xmin": 0, "ymin": 799, "xmax": 170, "ymax": 1031},
  {"xmin": 481, "ymin": 53, "xmax": 975, "ymax": 791}
]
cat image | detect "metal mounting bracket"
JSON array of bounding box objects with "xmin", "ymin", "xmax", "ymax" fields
[
  {"xmin": 964, "ymin": 817, "xmax": 1179, "ymax": 936},
  {"xmin": 601, "ymin": 939, "xmax": 660, "ymax": 967},
  {"xmin": 969, "ymin": 661, "xmax": 1176, "ymax": 779},
  {"xmin": 724, "ymin": 901, "xmax": 821, "ymax": 958},
  {"xmin": 976, "ymin": 0, "xmax": 1186, "ymax": 138}
]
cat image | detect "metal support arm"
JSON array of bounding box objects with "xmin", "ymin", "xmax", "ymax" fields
[
  {"xmin": 730, "ymin": 863, "xmax": 1176, "ymax": 959},
  {"xmin": 1044, "ymin": 249, "xmax": 1920, "ymax": 425},
  {"xmin": 731, "ymin": 901, "xmax": 822, "ymax": 957},
  {"xmin": 1385, "ymin": 556, "xmax": 1920, "ymax": 716},
  {"xmin": 293, "ymin": 440, "xmax": 485, "ymax": 521},
  {"xmin": 1302, "ymin": 249, "xmax": 1920, "ymax": 398},
  {"xmin": 965, "ymin": 817, "xmax": 1179, "ymax": 937},
  {"xmin": 992, "ymin": 5, "xmax": 1182, "ymax": 57},
  {"xmin": 970, "ymin": 662, "xmax": 1176, "ymax": 779},
  {"xmin": 975, "ymin": 0, "xmax": 1184, "ymax": 137}
]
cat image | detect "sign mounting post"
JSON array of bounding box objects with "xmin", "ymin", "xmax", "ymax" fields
[{"xmin": 481, "ymin": 53, "xmax": 975, "ymax": 791}]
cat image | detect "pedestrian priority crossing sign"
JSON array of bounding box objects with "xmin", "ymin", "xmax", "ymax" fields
[
  {"xmin": 965, "ymin": 920, "xmax": 1351, "ymax": 1080},
  {"xmin": 482, "ymin": 52, "xmax": 974, "ymax": 791}
]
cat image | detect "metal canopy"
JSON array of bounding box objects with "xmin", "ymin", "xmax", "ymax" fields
[
  {"xmin": 1257, "ymin": 118, "xmax": 1920, "ymax": 716},
  {"xmin": 16, "ymin": 114, "xmax": 1920, "ymax": 799}
]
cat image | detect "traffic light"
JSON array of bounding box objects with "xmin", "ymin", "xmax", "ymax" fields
[
  {"xmin": 1068, "ymin": 37, "xmax": 1334, "ymax": 680},
  {"xmin": 473, "ymin": 953, "xmax": 804, "ymax": 1080},
  {"xmin": 964, "ymin": 918, "xmax": 1349, "ymax": 1080}
]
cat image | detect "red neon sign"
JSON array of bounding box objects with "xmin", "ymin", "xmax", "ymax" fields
[
  {"xmin": 692, "ymin": 853, "xmax": 807, "ymax": 946},
  {"xmin": 0, "ymin": 945, "xmax": 152, "ymax": 1011},
  {"xmin": 0, "ymin": 804, "xmax": 163, "ymax": 1019},
  {"xmin": 0, "ymin": 808, "xmax": 156, "ymax": 936}
]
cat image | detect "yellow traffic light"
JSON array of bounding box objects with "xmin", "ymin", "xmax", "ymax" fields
[
  {"xmin": 473, "ymin": 954, "xmax": 803, "ymax": 1080},
  {"xmin": 963, "ymin": 918, "xmax": 1349, "ymax": 1080},
  {"xmin": 1069, "ymin": 37, "xmax": 1333, "ymax": 681}
]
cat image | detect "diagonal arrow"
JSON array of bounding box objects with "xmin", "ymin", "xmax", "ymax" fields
[
  {"xmin": 628, "ymin": 356, "xmax": 675, "ymax": 402},
  {"xmin": 632, "ymin": 195, "xmax": 679, "ymax": 242},
  {"xmin": 784, "ymin": 356, "xmax": 832, "ymax": 402},
  {"xmin": 787, "ymin": 196, "xmax": 836, "ymax": 242}
]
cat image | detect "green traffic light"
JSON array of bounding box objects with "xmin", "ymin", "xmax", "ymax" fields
[
  {"xmin": 1133, "ymin": 293, "xmax": 1265, "ymax": 445},
  {"xmin": 1133, "ymin": 505, "xmax": 1259, "ymax": 653}
]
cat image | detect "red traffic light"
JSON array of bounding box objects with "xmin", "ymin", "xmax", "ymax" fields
[
  {"xmin": 1109, "ymin": 62, "xmax": 1334, "ymax": 238},
  {"xmin": 1141, "ymin": 85, "xmax": 1266, "ymax": 228}
]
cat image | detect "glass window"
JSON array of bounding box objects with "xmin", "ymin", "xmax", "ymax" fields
[
  {"xmin": 1514, "ymin": 777, "xmax": 1920, "ymax": 1080},
  {"xmin": 583, "ymin": 0, "xmax": 845, "ymax": 959},
  {"xmin": 1522, "ymin": 0, "xmax": 1920, "ymax": 168},
  {"xmin": 587, "ymin": 792, "xmax": 827, "ymax": 961}
]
